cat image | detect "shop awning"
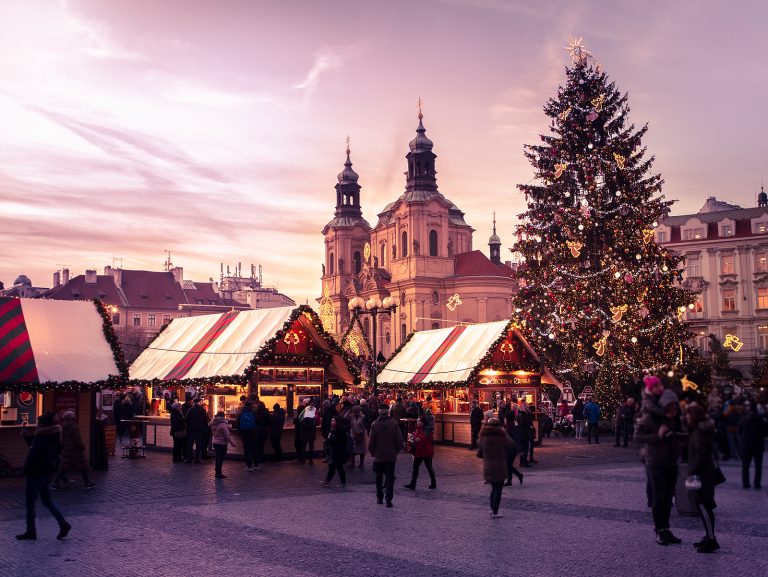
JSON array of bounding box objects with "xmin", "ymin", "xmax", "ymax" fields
[
  {"xmin": 0, "ymin": 298, "xmax": 121, "ymax": 389},
  {"xmin": 129, "ymin": 305, "xmax": 356, "ymax": 384},
  {"xmin": 378, "ymin": 320, "xmax": 563, "ymax": 389}
]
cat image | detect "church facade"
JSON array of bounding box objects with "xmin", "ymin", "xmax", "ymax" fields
[{"xmin": 319, "ymin": 113, "xmax": 517, "ymax": 358}]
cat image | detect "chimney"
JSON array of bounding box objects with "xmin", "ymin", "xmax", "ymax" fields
[
  {"xmin": 53, "ymin": 271, "xmax": 61, "ymax": 287},
  {"xmin": 85, "ymin": 269, "xmax": 97, "ymax": 284},
  {"xmin": 62, "ymin": 268, "xmax": 70, "ymax": 284},
  {"xmin": 171, "ymin": 266, "xmax": 183, "ymax": 285},
  {"xmin": 104, "ymin": 265, "xmax": 122, "ymax": 288}
]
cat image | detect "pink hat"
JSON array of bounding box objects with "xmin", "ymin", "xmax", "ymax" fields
[{"xmin": 643, "ymin": 375, "xmax": 661, "ymax": 392}]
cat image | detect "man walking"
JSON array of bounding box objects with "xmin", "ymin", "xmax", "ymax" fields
[
  {"xmin": 584, "ymin": 397, "xmax": 601, "ymax": 444},
  {"xmin": 369, "ymin": 407, "xmax": 403, "ymax": 508},
  {"xmin": 185, "ymin": 398, "xmax": 208, "ymax": 463}
]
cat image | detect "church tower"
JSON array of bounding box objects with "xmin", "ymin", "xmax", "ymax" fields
[
  {"xmin": 488, "ymin": 212, "xmax": 501, "ymax": 264},
  {"xmin": 320, "ymin": 142, "xmax": 371, "ymax": 334}
]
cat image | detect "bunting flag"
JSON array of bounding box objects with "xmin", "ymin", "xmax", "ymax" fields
[
  {"xmin": 409, "ymin": 325, "xmax": 467, "ymax": 385},
  {"xmin": 163, "ymin": 311, "xmax": 240, "ymax": 381},
  {"xmin": 0, "ymin": 298, "xmax": 40, "ymax": 384}
]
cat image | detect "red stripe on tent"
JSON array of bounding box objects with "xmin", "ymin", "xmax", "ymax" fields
[
  {"xmin": 409, "ymin": 325, "xmax": 467, "ymax": 386},
  {"xmin": 163, "ymin": 311, "xmax": 240, "ymax": 381},
  {"xmin": 0, "ymin": 299, "xmax": 39, "ymax": 384}
]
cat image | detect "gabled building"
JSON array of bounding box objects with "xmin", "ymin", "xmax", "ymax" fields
[
  {"xmin": 655, "ymin": 190, "xmax": 768, "ymax": 378},
  {"xmin": 319, "ymin": 113, "xmax": 517, "ymax": 358}
]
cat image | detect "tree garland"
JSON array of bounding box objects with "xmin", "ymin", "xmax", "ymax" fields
[{"xmin": 93, "ymin": 298, "xmax": 130, "ymax": 382}]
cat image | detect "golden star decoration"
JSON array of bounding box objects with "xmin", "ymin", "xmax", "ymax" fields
[
  {"xmin": 554, "ymin": 162, "xmax": 568, "ymax": 179},
  {"xmin": 642, "ymin": 229, "xmax": 654, "ymax": 244},
  {"xmin": 566, "ymin": 240, "xmax": 583, "ymax": 258},
  {"xmin": 610, "ymin": 304, "xmax": 628, "ymax": 322},
  {"xmin": 591, "ymin": 94, "xmax": 605, "ymax": 112},
  {"xmin": 592, "ymin": 335, "xmax": 608, "ymax": 357},
  {"xmin": 723, "ymin": 334, "xmax": 744, "ymax": 352},
  {"xmin": 558, "ymin": 107, "xmax": 572, "ymax": 122},
  {"xmin": 565, "ymin": 36, "xmax": 592, "ymax": 64},
  {"xmin": 613, "ymin": 153, "xmax": 626, "ymax": 169}
]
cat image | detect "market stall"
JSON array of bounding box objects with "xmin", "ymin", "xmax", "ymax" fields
[
  {"xmin": 0, "ymin": 298, "xmax": 127, "ymax": 470},
  {"xmin": 377, "ymin": 320, "xmax": 562, "ymax": 445},
  {"xmin": 129, "ymin": 305, "xmax": 358, "ymax": 456}
]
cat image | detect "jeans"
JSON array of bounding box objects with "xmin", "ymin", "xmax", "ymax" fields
[
  {"xmin": 587, "ymin": 422, "xmax": 599, "ymax": 443},
  {"xmin": 25, "ymin": 475, "xmax": 67, "ymax": 532},
  {"xmin": 506, "ymin": 450, "xmax": 523, "ymax": 483},
  {"xmin": 409, "ymin": 457, "xmax": 436, "ymax": 487},
  {"xmin": 727, "ymin": 431, "xmax": 741, "ymax": 460},
  {"xmin": 375, "ymin": 461, "xmax": 396, "ymax": 504},
  {"xmin": 470, "ymin": 425, "xmax": 481, "ymax": 449},
  {"xmin": 270, "ymin": 433, "xmax": 283, "ymax": 461},
  {"xmin": 213, "ymin": 443, "xmax": 228, "ymax": 476},
  {"xmin": 647, "ymin": 464, "xmax": 678, "ymax": 531},
  {"xmin": 172, "ymin": 435, "xmax": 185, "ymax": 462},
  {"xmin": 742, "ymin": 450, "xmax": 763, "ymax": 488},
  {"xmin": 186, "ymin": 432, "xmax": 204, "ymax": 462},
  {"xmin": 489, "ymin": 481, "xmax": 504, "ymax": 514},
  {"xmin": 518, "ymin": 438, "xmax": 530, "ymax": 465},
  {"xmin": 574, "ymin": 420, "xmax": 584, "ymax": 439},
  {"xmin": 615, "ymin": 421, "xmax": 630, "ymax": 446},
  {"xmin": 241, "ymin": 430, "xmax": 256, "ymax": 468}
]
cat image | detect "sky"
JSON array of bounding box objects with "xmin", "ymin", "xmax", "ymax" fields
[{"xmin": 1, "ymin": 0, "xmax": 766, "ymax": 303}]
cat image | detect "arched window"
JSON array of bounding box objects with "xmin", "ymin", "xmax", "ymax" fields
[
  {"xmin": 380, "ymin": 243, "xmax": 386, "ymax": 268},
  {"xmin": 401, "ymin": 323, "xmax": 407, "ymax": 343},
  {"xmin": 431, "ymin": 322, "xmax": 440, "ymax": 330},
  {"xmin": 401, "ymin": 291, "xmax": 406, "ymax": 305},
  {"xmin": 353, "ymin": 251, "xmax": 362, "ymax": 274},
  {"xmin": 429, "ymin": 230, "xmax": 438, "ymax": 256},
  {"xmin": 431, "ymin": 291, "xmax": 439, "ymax": 305},
  {"xmin": 329, "ymin": 253, "xmax": 334, "ymax": 276},
  {"xmin": 402, "ymin": 231, "xmax": 408, "ymax": 257}
]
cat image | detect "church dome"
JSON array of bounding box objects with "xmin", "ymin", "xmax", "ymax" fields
[
  {"xmin": 759, "ymin": 186, "xmax": 767, "ymax": 207},
  {"xmin": 14, "ymin": 274, "xmax": 31, "ymax": 287},
  {"xmin": 337, "ymin": 149, "xmax": 359, "ymax": 183},
  {"xmin": 408, "ymin": 115, "xmax": 433, "ymax": 152},
  {"xmin": 488, "ymin": 231, "xmax": 501, "ymax": 244}
]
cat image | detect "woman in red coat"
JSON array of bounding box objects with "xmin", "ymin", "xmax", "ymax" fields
[{"xmin": 404, "ymin": 417, "xmax": 436, "ymax": 490}]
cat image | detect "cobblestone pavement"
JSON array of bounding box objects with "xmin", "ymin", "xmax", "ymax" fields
[{"xmin": 2, "ymin": 437, "xmax": 766, "ymax": 577}]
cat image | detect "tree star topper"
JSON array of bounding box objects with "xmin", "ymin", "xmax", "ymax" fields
[
  {"xmin": 565, "ymin": 36, "xmax": 592, "ymax": 64},
  {"xmin": 446, "ymin": 293, "xmax": 463, "ymax": 311}
]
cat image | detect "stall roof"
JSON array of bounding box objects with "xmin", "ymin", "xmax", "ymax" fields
[
  {"xmin": 129, "ymin": 305, "xmax": 356, "ymax": 384},
  {"xmin": 0, "ymin": 298, "xmax": 122, "ymax": 388},
  {"xmin": 378, "ymin": 320, "xmax": 562, "ymax": 389}
]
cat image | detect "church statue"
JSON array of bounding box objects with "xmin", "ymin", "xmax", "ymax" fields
[
  {"xmin": 413, "ymin": 239, "xmax": 420, "ymax": 255},
  {"xmin": 447, "ymin": 239, "xmax": 454, "ymax": 256},
  {"xmin": 373, "ymin": 256, "xmax": 379, "ymax": 267},
  {"xmin": 338, "ymin": 257, "xmax": 344, "ymax": 274},
  {"xmin": 321, "ymin": 263, "xmax": 325, "ymax": 276}
]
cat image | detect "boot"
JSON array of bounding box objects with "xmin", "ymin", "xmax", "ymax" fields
[
  {"xmin": 428, "ymin": 479, "xmax": 436, "ymax": 489},
  {"xmin": 57, "ymin": 522, "xmax": 72, "ymax": 540},
  {"xmin": 696, "ymin": 538, "xmax": 720, "ymax": 553},
  {"xmin": 16, "ymin": 530, "xmax": 37, "ymax": 540}
]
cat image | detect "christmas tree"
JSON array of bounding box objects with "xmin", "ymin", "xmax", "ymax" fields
[{"xmin": 512, "ymin": 38, "xmax": 696, "ymax": 411}]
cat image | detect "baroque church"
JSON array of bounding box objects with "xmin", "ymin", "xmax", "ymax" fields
[{"xmin": 318, "ymin": 112, "xmax": 517, "ymax": 358}]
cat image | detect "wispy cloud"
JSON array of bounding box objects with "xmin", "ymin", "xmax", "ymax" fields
[{"xmin": 293, "ymin": 48, "xmax": 343, "ymax": 98}]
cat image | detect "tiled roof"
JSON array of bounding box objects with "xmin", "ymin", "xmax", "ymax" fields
[
  {"xmin": 182, "ymin": 281, "xmax": 222, "ymax": 305},
  {"xmin": 41, "ymin": 275, "xmax": 127, "ymax": 305},
  {"xmin": 119, "ymin": 270, "xmax": 188, "ymax": 309},
  {"xmin": 453, "ymin": 250, "xmax": 515, "ymax": 278},
  {"xmin": 661, "ymin": 206, "xmax": 768, "ymax": 227}
]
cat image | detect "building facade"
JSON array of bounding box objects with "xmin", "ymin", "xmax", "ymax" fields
[
  {"xmin": 655, "ymin": 192, "xmax": 768, "ymax": 378},
  {"xmin": 319, "ymin": 113, "xmax": 517, "ymax": 358}
]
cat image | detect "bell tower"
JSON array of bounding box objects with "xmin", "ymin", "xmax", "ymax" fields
[
  {"xmin": 488, "ymin": 212, "xmax": 502, "ymax": 265},
  {"xmin": 405, "ymin": 99, "xmax": 437, "ymax": 194},
  {"xmin": 320, "ymin": 140, "xmax": 371, "ymax": 334}
]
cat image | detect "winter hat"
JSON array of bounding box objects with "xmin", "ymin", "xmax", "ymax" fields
[
  {"xmin": 643, "ymin": 375, "xmax": 662, "ymax": 393},
  {"xmin": 659, "ymin": 388, "xmax": 678, "ymax": 408},
  {"xmin": 62, "ymin": 410, "xmax": 76, "ymax": 420},
  {"xmin": 483, "ymin": 410, "xmax": 495, "ymax": 420}
]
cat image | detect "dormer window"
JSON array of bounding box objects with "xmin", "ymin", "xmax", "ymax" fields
[
  {"xmin": 656, "ymin": 231, "xmax": 667, "ymax": 243},
  {"xmin": 757, "ymin": 223, "xmax": 768, "ymax": 234},
  {"xmin": 721, "ymin": 224, "xmax": 733, "ymax": 237},
  {"xmin": 684, "ymin": 228, "xmax": 704, "ymax": 240}
]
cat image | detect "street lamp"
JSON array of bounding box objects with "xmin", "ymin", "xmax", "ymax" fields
[{"xmin": 348, "ymin": 294, "xmax": 399, "ymax": 396}]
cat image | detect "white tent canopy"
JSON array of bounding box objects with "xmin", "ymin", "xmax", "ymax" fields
[
  {"xmin": 0, "ymin": 298, "xmax": 119, "ymax": 384},
  {"xmin": 378, "ymin": 320, "xmax": 562, "ymax": 389}
]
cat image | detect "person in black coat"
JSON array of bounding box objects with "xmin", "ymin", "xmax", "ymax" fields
[
  {"xmin": 16, "ymin": 413, "xmax": 71, "ymax": 540},
  {"xmin": 322, "ymin": 415, "xmax": 350, "ymax": 487},
  {"xmin": 269, "ymin": 403, "xmax": 286, "ymax": 461},
  {"xmin": 686, "ymin": 404, "xmax": 720, "ymax": 553},
  {"xmin": 470, "ymin": 401, "xmax": 484, "ymax": 450},
  {"xmin": 169, "ymin": 402, "xmax": 187, "ymax": 462},
  {"xmin": 739, "ymin": 401, "xmax": 767, "ymax": 489},
  {"xmin": 184, "ymin": 398, "xmax": 208, "ymax": 463},
  {"xmin": 253, "ymin": 401, "xmax": 270, "ymax": 468}
]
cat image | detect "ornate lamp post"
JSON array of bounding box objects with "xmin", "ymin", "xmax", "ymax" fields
[{"xmin": 348, "ymin": 295, "xmax": 398, "ymax": 396}]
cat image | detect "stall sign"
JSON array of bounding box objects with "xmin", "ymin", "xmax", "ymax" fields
[
  {"xmin": 259, "ymin": 385, "xmax": 287, "ymax": 397},
  {"xmin": 308, "ymin": 368, "xmax": 324, "ymax": 382},
  {"xmin": 210, "ymin": 386, "xmax": 238, "ymax": 396},
  {"xmin": 0, "ymin": 391, "xmax": 37, "ymax": 426},
  {"xmin": 257, "ymin": 368, "xmax": 274, "ymax": 382},
  {"xmin": 53, "ymin": 390, "xmax": 79, "ymax": 417},
  {"xmin": 276, "ymin": 368, "xmax": 308, "ymax": 382},
  {"xmin": 295, "ymin": 384, "xmax": 321, "ymax": 396},
  {"xmin": 478, "ymin": 374, "xmax": 541, "ymax": 387}
]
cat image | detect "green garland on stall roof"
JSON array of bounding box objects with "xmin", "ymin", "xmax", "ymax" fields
[
  {"xmin": 92, "ymin": 298, "xmax": 130, "ymax": 383},
  {"xmin": 0, "ymin": 374, "xmax": 127, "ymax": 394},
  {"xmin": 129, "ymin": 374, "xmax": 249, "ymax": 389}
]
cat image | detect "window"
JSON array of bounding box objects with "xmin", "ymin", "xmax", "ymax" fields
[
  {"xmin": 759, "ymin": 326, "xmax": 768, "ymax": 350},
  {"xmin": 163, "ymin": 314, "xmax": 171, "ymax": 325},
  {"xmin": 401, "ymin": 323, "xmax": 407, "ymax": 343},
  {"xmin": 402, "ymin": 231, "xmax": 408, "ymax": 257},
  {"xmin": 354, "ymin": 251, "xmax": 362, "ymax": 274},
  {"xmin": 431, "ymin": 291, "xmax": 439, "ymax": 305},
  {"xmin": 380, "ymin": 243, "xmax": 386, "ymax": 268},
  {"xmin": 721, "ymin": 225, "xmax": 733, "ymax": 237},
  {"xmin": 722, "ymin": 289, "xmax": 736, "ymax": 312},
  {"xmin": 133, "ymin": 314, "xmax": 141, "ymax": 327},
  {"xmin": 759, "ymin": 223, "xmax": 767, "ymax": 234},
  {"xmin": 112, "ymin": 313, "xmax": 120, "ymax": 325},
  {"xmin": 656, "ymin": 231, "xmax": 667, "ymax": 243},
  {"xmin": 432, "ymin": 322, "xmax": 440, "ymax": 330},
  {"xmin": 684, "ymin": 228, "xmax": 704, "ymax": 240},
  {"xmin": 687, "ymin": 257, "xmax": 701, "ymax": 278},
  {"xmin": 329, "ymin": 253, "xmax": 334, "ymax": 276},
  {"xmin": 148, "ymin": 314, "xmax": 156, "ymax": 327},
  {"xmin": 721, "ymin": 254, "xmax": 735, "ymax": 274},
  {"xmin": 429, "ymin": 230, "xmax": 438, "ymax": 257},
  {"xmin": 759, "ymin": 288, "xmax": 768, "ymax": 309},
  {"xmin": 693, "ymin": 296, "xmax": 703, "ymax": 313},
  {"xmin": 756, "ymin": 252, "xmax": 768, "ymax": 273}
]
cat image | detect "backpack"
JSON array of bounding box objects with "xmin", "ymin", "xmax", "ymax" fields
[{"xmin": 239, "ymin": 411, "xmax": 255, "ymax": 431}]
